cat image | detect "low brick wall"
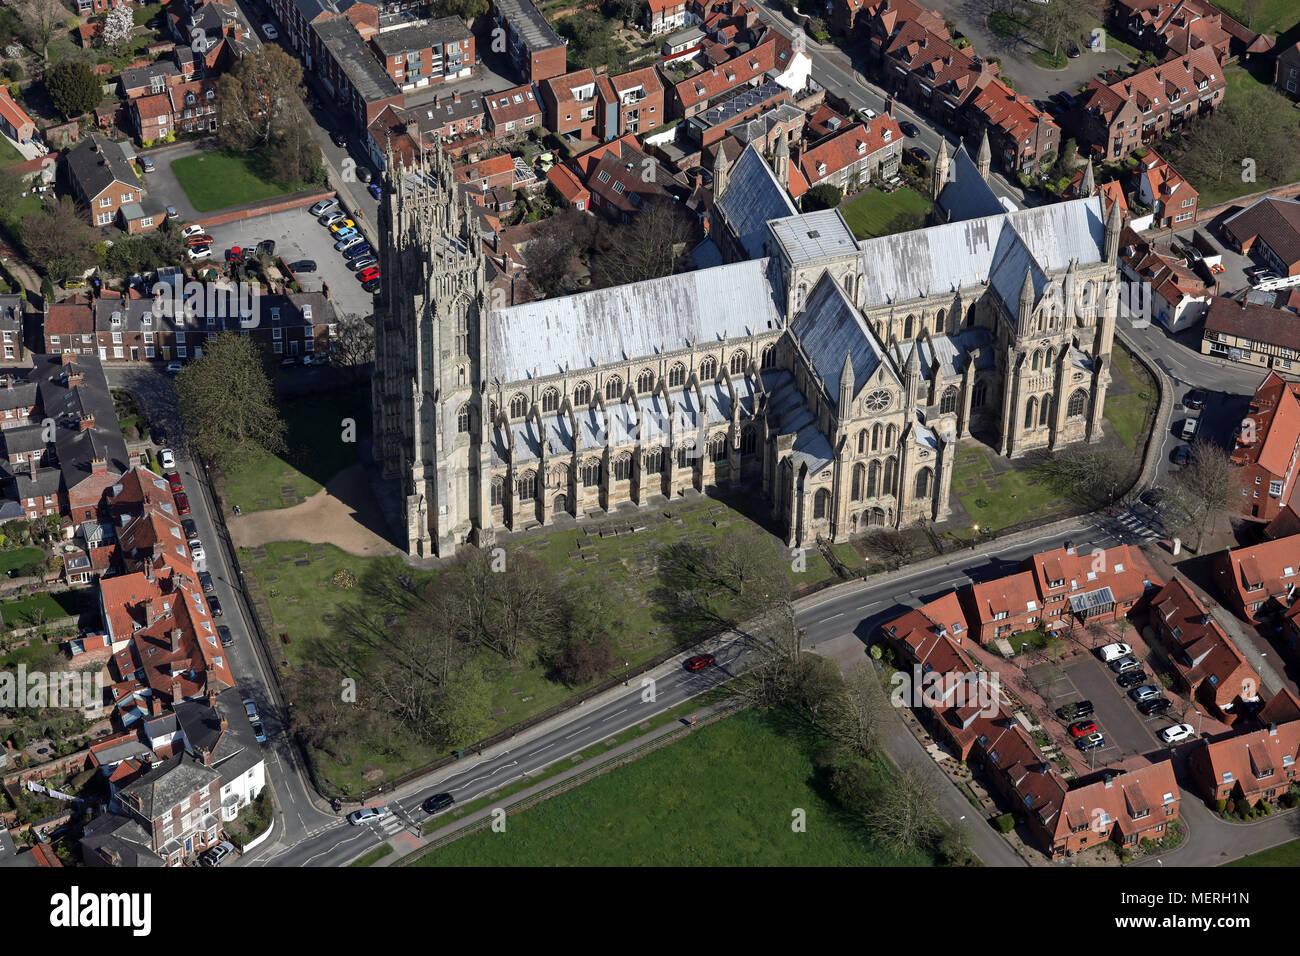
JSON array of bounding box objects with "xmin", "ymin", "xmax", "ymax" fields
[{"xmin": 198, "ymin": 189, "xmax": 336, "ymax": 231}]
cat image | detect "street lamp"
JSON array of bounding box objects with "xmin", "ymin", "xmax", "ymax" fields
[{"xmin": 623, "ymin": 660, "xmax": 630, "ymax": 686}]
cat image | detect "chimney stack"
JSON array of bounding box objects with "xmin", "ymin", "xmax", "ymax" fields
[
  {"xmin": 91, "ymin": 455, "xmax": 107, "ymax": 473},
  {"xmin": 79, "ymin": 413, "xmax": 95, "ymax": 431},
  {"xmin": 170, "ymin": 627, "xmax": 182, "ymax": 652}
]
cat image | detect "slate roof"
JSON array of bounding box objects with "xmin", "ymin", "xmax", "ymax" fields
[
  {"xmin": 715, "ymin": 142, "xmax": 797, "ymax": 260},
  {"xmin": 315, "ymin": 16, "xmax": 400, "ymax": 103},
  {"xmin": 791, "ymin": 271, "xmax": 894, "ymax": 407},
  {"xmin": 116, "ymin": 754, "xmax": 220, "ymax": 820},
  {"xmin": 935, "ymin": 144, "xmax": 1004, "ymax": 222},
  {"xmin": 889, "ymin": 328, "xmax": 996, "ymax": 381},
  {"xmin": 371, "ymin": 16, "xmax": 471, "ymax": 56},
  {"xmin": 65, "ymin": 135, "xmax": 137, "ymax": 201}
]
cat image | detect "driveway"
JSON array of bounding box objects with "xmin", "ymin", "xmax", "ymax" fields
[
  {"xmin": 138, "ymin": 141, "xmax": 219, "ymax": 225},
  {"xmin": 1060, "ymin": 654, "xmax": 1162, "ymax": 759},
  {"xmin": 203, "ymin": 207, "xmax": 376, "ymax": 322}
]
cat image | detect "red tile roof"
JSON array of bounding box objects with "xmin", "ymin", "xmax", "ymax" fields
[
  {"xmin": 970, "ymin": 79, "xmax": 1057, "ymax": 145},
  {"xmin": 1084, "ymin": 47, "xmax": 1223, "ymax": 120},
  {"xmin": 797, "ymin": 116, "xmax": 901, "ymax": 186},
  {"xmin": 1230, "ymin": 371, "xmax": 1300, "ymax": 486},
  {"xmin": 1150, "ymin": 579, "xmax": 1259, "ymax": 710},
  {"xmin": 485, "ymin": 83, "xmax": 541, "ymax": 126},
  {"xmin": 1195, "ymin": 720, "xmax": 1300, "ymax": 800},
  {"xmin": 1051, "ymin": 761, "xmax": 1180, "ymax": 846},
  {"xmin": 1219, "ymin": 534, "xmax": 1300, "ymax": 611},
  {"xmin": 967, "ymin": 570, "xmax": 1041, "ymax": 625},
  {"xmin": 0, "ymin": 86, "xmax": 34, "ymax": 134},
  {"xmin": 547, "ymin": 164, "xmax": 590, "ymax": 206}
]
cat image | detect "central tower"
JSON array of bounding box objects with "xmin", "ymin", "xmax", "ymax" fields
[{"xmin": 372, "ymin": 141, "xmax": 490, "ymax": 557}]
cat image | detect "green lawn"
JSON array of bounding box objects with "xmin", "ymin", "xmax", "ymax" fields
[
  {"xmin": 220, "ymin": 385, "xmax": 371, "ymax": 513},
  {"xmin": 0, "ymin": 591, "xmax": 84, "ymax": 628},
  {"xmin": 1225, "ymin": 837, "xmax": 1300, "ymax": 866},
  {"xmin": 1103, "ymin": 340, "xmax": 1157, "ymax": 450},
  {"xmin": 0, "ymin": 136, "xmax": 22, "ymax": 165},
  {"xmin": 951, "ymin": 444, "xmax": 1069, "ymax": 533},
  {"xmin": 170, "ymin": 150, "xmax": 300, "ymax": 213},
  {"xmin": 838, "ymin": 187, "xmax": 931, "ymax": 240},
  {"xmin": 412, "ymin": 709, "xmax": 936, "ymax": 867},
  {"xmin": 1212, "ymin": 0, "xmax": 1298, "ymax": 35},
  {"xmin": 0, "ymin": 549, "xmax": 47, "ymax": 575},
  {"xmin": 349, "ymin": 844, "xmax": 394, "ymax": 867}
]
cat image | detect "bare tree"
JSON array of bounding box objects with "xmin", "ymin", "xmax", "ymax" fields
[
  {"xmin": 1166, "ymin": 438, "xmax": 1240, "ymax": 551},
  {"xmin": 862, "ymin": 762, "xmax": 943, "ymax": 852},
  {"xmin": 15, "ymin": 0, "xmax": 68, "ymax": 64},
  {"xmin": 1029, "ymin": 0, "xmax": 1088, "ymax": 57},
  {"xmin": 216, "ymin": 45, "xmax": 306, "ymax": 150},
  {"xmin": 827, "ymin": 665, "xmax": 892, "ymax": 757},
  {"xmin": 328, "ymin": 313, "xmax": 374, "ymax": 381},
  {"xmin": 589, "ymin": 197, "xmax": 695, "ymax": 289}
]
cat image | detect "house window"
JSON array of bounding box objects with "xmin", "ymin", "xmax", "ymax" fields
[{"xmin": 99, "ymin": 197, "xmax": 112, "ymax": 208}]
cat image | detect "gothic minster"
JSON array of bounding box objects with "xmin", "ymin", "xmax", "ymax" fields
[{"xmin": 372, "ymin": 136, "xmax": 1123, "ymax": 558}]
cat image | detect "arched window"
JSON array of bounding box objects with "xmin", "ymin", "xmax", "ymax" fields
[
  {"xmin": 510, "ymin": 393, "xmax": 528, "ymax": 419},
  {"xmin": 700, "ymin": 356, "xmax": 717, "ymax": 380},
  {"xmin": 1068, "ymin": 388, "xmax": 1088, "ymax": 418},
  {"xmin": 605, "ymin": 376, "xmax": 623, "ymax": 401},
  {"xmin": 1039, "ymin": 395, "xmax": 1051, "ymax": 426},
  {"xmin": 582, "ymin": 458, "xmax": 602, "ymax": 487},
  {"xmin": 1024, "ymin": 395, "xmax": 1038, "ymax": 429},
  {"xmin": 883, "ymin": 457, "xmax": 897, "ymax": 496},
  {"xmin": 552, "ymin": 463, "xmax": 568, "ymax": 487},
  {"xmin": 637, "ymin": 368, "xmax": 655, "ymax": 393},
  {"xmin": 490, "ymin": 478, "xmax": 503, "ymax": 507},
  {"xmin": 517, "ymin": 471, "xmax": 536, "ymax": 501},
  {"xmin": 644, "ymin": 447, "xmax": 664, "ymax": 474},
  {"xmin": 676, "ymin": 442, "xmax": 695, "ymax": 468},
  {"xmin": 935, "ymin": 309, "xmax": 945, "ymax": 334},
  {"xmin": 740, "ymin": 427, "xmax": 757, "ymax": 456},
  {"xmin": 885, "ymin": 425, "xmax": 896, "ymax": 449},
  {"xmin": 456, "ymin": 403, "xmax": 471, "ymax": 433},
  {"xmin": 867, "ymin": 459, "xmax": 880, "ymax": 498},
  {"xmin": 813, "ymin": 488, "xmax": 830, "ymax": 520},
  {"xmin": 489, "ymin": 400, "xmax": 499, "ymax": 423},
  {"xmin": 856, "ymin": 429, "xmax": 866, "ymax": 455},
  {"xmin": 669, "ymin": 363, "xmax": 686, "ymax": 388},
  {"xmin": 1032, "ymin": 349, "xmax": 1042, "ymax": 371},
  {"xmin": 761, "ymin": 345, "xmax": 776, "ymax": 370},
  {"xmin": 729, "ymin": 351, "xmax": 747, "ymax": 374},
  {"xmin": 613, "ymin": 454, "xmax": 632, "ymax": 480},
  {"xmin": 574, "ymin": 381, "xmax": 592, "ymax": 406},
  {"xmin": 940, "ymin": 386, "xmax": 958, "ymax": 415},
  {"xmin": 1046, "ymin": 346, "xmax": 1056, "ymax": 368},
  {"xmin": 905, "ymin": 314, "xmax": 915, "ymax": 339},
  {"xmin": 707, "ymin": 434, "xmax": 727, "ymax": 462},
  {"xmin": 541, "ymin": 387, "xmax": 559, "ymax": 413},
  {"xmin": 871, "ymin": 423, "xmax": 881, "ymax": 452},
  {"xmin": 867, "ymin": 506, "xmax": 886, "ymax": 527},
  {"xmin": 972, "ymin": 380, "xmax": 987, "ymax": 408},
  {"xmin": 915, "ymin": 467, "xmax": 932, "ymax": 499},
  {"xmin": 851, "ymin": 463, "xmax": 865, "ymax": 501}
]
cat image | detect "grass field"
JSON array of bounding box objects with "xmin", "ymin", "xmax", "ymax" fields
[
  {"xmin": 170, "ymin": 150, "xmax": 299, "ymax": 213},
  {"xmin": 412, "ymin": 709, "xmax": 935, "ymax": 867},
  {"xmin": 838, "ymin": 187, "xmax": 931, "ymax": 240},
  {"xmin": 1184, "ymin": 66, "xmax": 1295, "ymax": 206},
  {"xmin": 1225, "ymin": 837, "xmax": 1300, "ymax": 866},
  {"xmin": 0, "ymin": 590, "xmax": 85, "ymax": 628},
  {"xmin": 1104, "ymin": 340, "xmax": 1157, "ymax": 451},
  {"xmin": 951, "ymin": 444, "xmax": 1069, "ymax": 532},
  {"xmin": 1212, "ymin": 0, "xmax": 1299, "ymax": 35},
  {"xmin": 0, "ymin": 548, "xmax": 47, "ymax": 575},
  {"xmin": 219, "ymin": 385, "xmax": 371, "ymax": 513}
]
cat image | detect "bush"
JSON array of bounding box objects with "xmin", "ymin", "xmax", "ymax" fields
[
  {"xmin": 803, "ymin": 183, "xmax": 843, "ymax": 212},
  {"xmin": 1261, "ymin": 800, "xmax": 1272, "ymax": 815},
  {"xmin": 6, "ymin": 62, "xmax": 22, "ymax": 82},
  {"xmin": 1224, "ymin": 799, "xmax": 1236, "ymax": 814},
  {"xmin": 1214, "ymin": 798, "xmax": 1227, "ymax": 812},
  {"xmin": 993, "ymin": 812, "xmax": 1015, "ymax": 833}
]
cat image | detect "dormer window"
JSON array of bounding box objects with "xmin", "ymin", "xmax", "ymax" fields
[{"xmin": 111, "ymin": 312, "xmax": 121, "ymax": 326}]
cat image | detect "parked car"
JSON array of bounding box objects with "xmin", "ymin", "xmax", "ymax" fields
[
  {"xmin": 289, "ymin": 260, "xmax": 317, "ymax": 273},
  {"xmin": 899, "ymin": 120, "xmax": 920, "ymax": 137},
  {"xmin": 357, "ymin": 167, "xmax": 373, "ymax": 183},
  {"xmin": 336, "ymin": 236, "xmax": 365, "ymax": 252},
  {"xmin": 226, "ymin": 246, "xmax": 244, "ymax": 262},
  {"xmin": 347, "ymin": 806, "xmax": 390, "ymax": 826},
  {"xmin": 344, "ymin": 242, "xmax": 372, "ymax": 259},
  {"xmin": 1097, "ymin": 642, "xmax": 1132, "ymax": 663},
  {"xmin": 165, "ymin": 361, "xmax": 184, "ymax": 374},
  {"xmin": 362, "ymin": 279, "xmax": 381, "ymax": 295},
  {"xmin": 1184, "ymin": 388, "xmax": 1208, "ymax": 410},
  {"xmin": 185, "ymin": 234, "xmax": 214, "ymax": 246},
  {"xmin": 1160, "ymin": 723, "xmax": 1195, "ymax": 744},
  {"xmin": 422, "ymin": 792, "xmax": 454, "ymax": 814},
  {"xmin": 358, "ymin": 266, "xmax": 380, "ymax": 283},
  {"xmin": 243, "ymin": 698, "xmax": 260, "ymax": 722},
  {"xmin": 1055, "ymin": 700, "xmax": 1094, "ymax": 721},
  {"xmin": 182, "ymin": 517, "xmax": 198, "ymax": 539},
  {"xmin": 1109, "ymin": 655, "xmax": 1143, "ymax": 674},
  {"xmin": 199, "ymin": 841, "xmax": 235, "ymax": 867},
  {"xmin": 1129, "ymin": 684, "xmax": 1162, "ymax": 703},
  {"xmin": 166, "ymin": 205, "xmax": 179, "ymax": 220},
  {"xmin": 309, "ymin": 198, "xmax": 339, "ymax": 217},
  {"xmin": 333, "ymin": 228, "xmax": 359, "ymax": 243},
  {"xmin": 329, "ymin": 219, "xmax": 356, "ymax": 234},
  {"xmin": 1076, "ymin": 732, "xmax": 1105, "ymax": 751},
  {"xmin": 904, "ymin": 146, "xmax": 931, "ymax": 165},
  {"xmin": 1068, "ymin": 719, "xmax": 1097, "ymax": 738},
  {"xmin": 349, "ymin": 256, "xmax": 378, "ymax": 272},
  {"xmin": 262, "ymin": 22, "xmax": 277, "ymax": 38},
  {"xmin": 1117, "ymin": 670, "xmax": 1148, "ymax": 689},
  {"xmin": 159, "ymin": 448, "xmax": 175, "ymax": 469},
  {"xmin": 1067, "ymin": 43, "xmax": 1081, "ymax": 57},
  {"xmin": 862, "ymin": 107, "xmax": 877, "ymax": 119},
  {"xmin": 140, "ymin": 155, "xmax": 155, "ymax": 173},
  {"xmin": 368, "ymin": 182, "xmax": 382, "ymax": 201},
  {"xmin": 329, "ymin": 130, "xmax": 348, "ymax": 148},
  {"xmin": 684, "ymin": 653, "xmax": 715, "ymax": 672},
  {"xmin": 1181, "ymin": 417, "xmax": 1198, "ymax": 440},
  {"xmin": 218, "ymin": 625, "xmax": 233, "ymax": 647},
  {"xmin": 209, "ymin": 594, "xmax": 223, "ymax": 617},
  {"xmin": 321, "ymin": 212, "xmax": 346, "ymax": 227},
  {"xmin": 1139, "ymin": 487, "xmax": 1165, "ymax": 509},
  {"xmin": 166, "ymin": 472, "xmax": 183, "ymax": 493},
  {"xmin": 199, "ymin": 570, "xmax": 214, "ymax": 592},
  {"xmin": 187, "ymin": 245, "xmax": 211, "ymax": 261},
  {"xmin": 190, "ymin": 541, "xmax": 206, "ymax": 562},
  {"xmin": 251, "ymin": 720, "xmax": 267, "ymax": 743},
  {"xmin": 1138, "ymin": 697, "xmax": 1172, "ymax": 716},
  {"xmin": 280, "ymin": 355, "xmax": 299, "ymax": 367},
  {"xmin": 175, "ymin": 492, "xmax": 191, "ymax": 515},
  {"xmin": 1171, "ymin": 444, "xmax": 1191, "ymax": 465},
  {"xmin": 182, "ymin": 224, "xmax": 207, "ymax": 239}
]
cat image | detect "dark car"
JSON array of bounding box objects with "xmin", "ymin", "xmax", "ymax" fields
[
  {"xmin": 182, "ymin": 517, "xmax": 198, "ymax": 539},
  {"xmin": 684, "ymin": 653, "xmax": 716, "ymax": 672},
  {"xmin": 151, "ymin": 425, "xmax": 166, "ymax": 445},
  {"xmin": 344, "ymin": 242, "xmax": 372, "ymax": 259},
  {"xmin": 1076, "ymin": 732, "xmax": 1105, "ymax": 751},
  {"xmin": 1138, "ymin": 697, "xmax": 1172, "ymax": 716},
  {"xmin": 330, "ymin": 129, "xmax": 348, "ymax": 148},
  {"xmin": 368, "ymin": 182, "xmax": 382, "ymax": 201},
  {"xmin": 357, "ymin": 167, "xmax": 373, "ymax": 183},
  {"xmin": 256, "ymin": 239, "xmax": 276, "ymax": 257},
  {"xmin": 422, "ymin": 792, "xmax": 455, "ymax": 814},
  {"xmin": 1067, "ymin": 44, "xmax": 1081, "ymax": 57},
  {"xmin": 1117, "ymin": 670, "xmax": 1148, "ymax": 689},
  {"xmin": 363, "ymin": 279, "xmax": 381, "ymax": 294},
  {"xmin": 1139, "ymin": 487, "xmax": 1165, "ymax": 509},
  {"xmin": 1171, "ymin": 445, "xmax": 1192, "ymax": 465},
  {"xmin": 905, "ymin": 146, "xmax": 931, "ymax": 165},
  {"xmin": 166, "ymin": 471, "xmax": 183, "ymax": 493},
  {"xmin": 209, "ymin": 594, "xmax": 223, "ymax": 617},
  {"xmin": 175, "ymin": 492, "xmax": 191, "ymax": 515},
  {"xmin": 1184, "ymin": 388, "xmax": 1208, "ymax": 410},
  {"xmin": 899, "ymin": 120, "xmax": 920, "ymax": 137},
  {"xmin": 251, "ymin": 720, "xmax": 267, "ymax": 744},
  {"xmin": 200, "ymin": 571, "xmax": 214, "ymax": 592},
  {"xmin": 218, "ymin": 625, "xmax": 234, "ymax": 647},
  {"xmin": 1055, "ymin": 699, "xmax": 1094, "ymax": 721},
  {"xmin": 289, "ymin": 260, "xmax": 318, "ymax": 273},
  {"xmin": 280, "ymin": 355, "xmax": 299, "ymax": 367}
]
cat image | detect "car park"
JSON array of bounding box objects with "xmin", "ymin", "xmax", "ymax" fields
[
  {"xmin": 243, "ymin": 698, "xmax": 260, "ymax": 722},
  {"xmin": 1109, "ymin": 655, "xmax": 1143, "ymax": 674},
  {"xmin": 190, "ymin": 541, "xmax": 206, "ymax": 562},
  {"xmin": 333, "ymin": 228, "xmax": 359, "ymax": 243},
  {"xmin": 200, "ymin": 841, "xmax": 235, "ymax": 867},
  {"xmin": 200, "ymin": 570, "xmax": 214, "ymax": 592},
  {"xmin": 209, "ymin": 594, "xmax": 223, "ymax": 616},
  {"xmin": 187, "ymin": 245, "xmax": 211, "ymax": 261},
  {"xmin": 684, "ymin": 653, "xmax": 715, "ymax": 672},
  {"xmin": 1068, "ymin": 719, "xmax": 1097, "ymax": 738},
  {"xmin": 1055, "ymin": 699, "xmax": 1094, "ymax": 721},
  {"xmin": 337, "ymin": 236, "xmax": 365, "ymax": 252},
  {"xmin": 159, "ymin": 448, "xmax": 175, "ymax": 469},
  {"xmin": 422, "ymin": 793, "xmax": 455, "ymax": 814},
  {"xmin": 182, "ymin": 224, "xmax": 207, "ymax": 239},
  {"xmin": 1097, "ymin": 642, "xmax": 1132, "ymax": 663},
  {"xmin": 1138, "ymin": 697, "xmax": 1172, "ymax": 717},
  {"xmin": 309, "ymin": 198, "xmax": 339, "ymax": 216},
  {"xmin": 1129, "ymin": 684, "xmax": 1162, "ymax": 703},
  {"xmin": 348, "ymin": 806, "xmax": 390, "ymax": 826},
  {"xmin": 1184, "ymin": 388, "xmax": 1208, "ymax": 410},
  {"xmin": 289, "ymin": 259, "xmax": 317, "ymax": 273},
  {"xmin": 1116, "ymin": 670, "xmax": 1148, "ymax": 689},
  {"xmin": 166, "ymin": 472, "xmax": 183, "ymax": 493},
  {"xmin": 1160, "ymin": 723, "xmax": 1195, "ymax": 744},
  {"xmin": 321, "ymin": 212, "xmax": 346, "ymax": 227},
  {"xmin": 349, "ymin": 256, "xmax": 378, "ymax": 272},
  {"xmin": 1076, "ymin": 732, "xmax": 1105, "ymax": 751},
  {"xmin": 218, "ymin": 625, "xmax": 234, "ymax": 647},
  {"xmin": 175, "ymin": 492, "xmax": 191, "ymax": 515},
  {"xmin": 344, "ymin": 242, "xmax": 372, "ymax": 259}
]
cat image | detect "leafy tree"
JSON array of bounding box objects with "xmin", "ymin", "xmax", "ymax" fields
[
  {"xmin": 21, "ymin": 196, "xmax": 96, "ymax": 282},
  {"xmin": 600, "ymin": 0, "xmax": 641, "ymax": 24},
  {"xmin": 46, "ymin": 59, "xmax": 100, "ymax": 118},
  {"xmin": 431, "ymin": 660, "xmax": 492, "ymax": 747},
  {"xmin": 432, "ymin": 0, "xmax": 488, "ymax": 20},
  {"xmin": 802, "ymin": 183, "xmax": 843, "ymax": 212},
  {"xmin": 269, "ymin": 118, "xmax": 322, "ymax": 187},
  {"xmin": 175, "ymin": 331, "xmax": 287, "ymax": 470},
  {"xmin": 216, "ymin": 45, "xmax": 306, "ymax": 150}
]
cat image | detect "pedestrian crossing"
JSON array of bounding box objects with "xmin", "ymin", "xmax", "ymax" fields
[
  {"xmin": 1110, "ymin": 509, "xmax": 1162, "ymax": 541},
  {"xmin": 376, "ymin": 813, "xmax": 407, "ymax": 836}
]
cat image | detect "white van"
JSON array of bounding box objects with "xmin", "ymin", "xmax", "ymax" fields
[{"xmin": 1181, "ymin": 417, "xmax": 1198, "ymax": 440}]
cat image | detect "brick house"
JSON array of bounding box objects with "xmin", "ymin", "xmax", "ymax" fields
[
  {"xmin": 1200, "ymin": 296, "xmax": 1300, "ymax": 374},
  {"xmin": 1276, "ymin": 41, "xmax": 1300, "ymax": 98},
  {"xmin": 1110, "ymin": 0, "xmax": 1233, "ymax": 62},
  {"xmin": 644, "ymin": 0, "xmax": 688, "ymax": 35},
  {"xmin": 455, "ymin": 153, "xmax": 516, "ymax": 205},
  {"xmin": 0, "ymin": 87, "xmax": 36, "ymax": 145},
  {"xmin": 968, "ymin": 79, "xmax": 1059, "ymax": 174},
  {"xmin": 541, "ymin": 69, "xmax": 601, "ymax": 141},
  {"xmin": 111, "ymin": 755, "xmax": 224, "ymax": 865},
  {"xmin": 961, "ymin": 570, "xmax": 1042, "ymax": 643},
  {"xmin": 1036, "ymin": 762, "xmax": 1181, "ymax": 857},
  {"xmin": 0, "ymin": 295, "xmax": 23, "ymax": 362},
  {"xmin": 1220, "ymin": 196, "xmax": 1300, "ymax": 278},
  {"xmin": 1229, "ymin": 371, "xmax": 1300, "ymax": 523},
  {"xmin": 1188, "ymin": 720, "xmax": 1300, "ymax": 808},
  {"xmin": 546, "ymin": 164, "xmax": 590, "ymax": 210},
  {"xmin": 1021, "ymin": 543, "xmax": 1161, "ymax": 634},
  {"xmin": 492, "ymin": 0, "xmax": 567, "ymax": 83},
  {"xmin": 371, "ymin": 17, "xmax": 474, "ymax": 90},
  {"xmin": 597, "ymin": 66, "xmax": 666, "ymax": 139},
  {"xmin": 485, "ymin": 83, "xmax": 543, "ymax": 142},
  {"xmin": 314, "ymin": 16, "xmax": 405, "ymax": 129},
  {"xmin": 1075, "ymin": 49, "xmax": 1225, "ymax": 162},
  {"xmin": 130, "ymin": 79, "xmax": 220, "ymax": 141},
  {"xmin": 1215, "ymin": 534, "xmax": 1300, "ymax": 623},
  {"xmin": 669, "ymin": 32, "xmax": 788, "ymax": 120},
  {"xmin": 1149, "ymin": 579, "xmax": 1261, "ymax": 723},
  {"xmin": 1134, "ymin": 149, "xmax": 1197, "ymax": 229},
  {"xmin": 796, "ymin": 116, "xmax": 901, "ymax": 194},
  {"xmin": 65, "ymin": 135, "xmax": 156, "ymax": 232}
]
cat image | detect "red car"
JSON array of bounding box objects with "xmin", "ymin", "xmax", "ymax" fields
[
  {"xmin": 1068, "ymin": 719, "xmax": 1097, "ymax": 738},
  {"xmin": 185, "ymin": 234, "xmax": 214, "ymax": 246},
  {"xmin": 357, "ymin": 266, "xmax": 380, "ymax": 283},
  {"xmin": 684, "ymin": 653, "xmax": 716, "ymax": 672},
  {"xmin": 175, "ymin": 491, "xmax": 191, "ymax": 515},
  {"xmin": 227, "ymin": 246, "xmax": 242, "ymax": 262},
  {"xmin": 166, "ymin": 472, "xmax": 183, "ymax": 493}
]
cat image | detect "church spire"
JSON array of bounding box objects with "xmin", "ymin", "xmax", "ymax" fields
[
  {"xmin": 1019, "ymin": 267, "xmax": 1036, "ymax": 327},
  {"xmin": 976, "ymin": 129, "xmax": 991, "ymax": 181},
  {"xmin": 837, "ymin": 350, "xmax": 854, "ymax": 416},
  {"xmin": 773, "ymin": 132, "xmax": 790, "ymax": 192},
  {"xmin": 1104, "ymin": 194, "xmax": 1123, "ymax": 262},
  {"xmin": 931, "ymin": 139, "xmax": 950, "ymax": 201},
  {"xmin": 1080, "ymin": 157, "xmax": 1096, "ymax": 198},
  {"xmin": 714, "ymin": 143, "xmax": 731, "ymax": 199}
]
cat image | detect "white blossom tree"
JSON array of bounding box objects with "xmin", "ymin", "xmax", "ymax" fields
[{"xmin": 102, "ymin": 5, "xmax": 135, "ymax": 54}]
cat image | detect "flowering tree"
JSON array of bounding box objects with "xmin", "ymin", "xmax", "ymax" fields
[{"xmin": 102, "ymin": 5, "xmax": 134, "ymax": 54}]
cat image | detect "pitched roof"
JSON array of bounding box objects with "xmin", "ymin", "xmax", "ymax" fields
[
  {"xmin": 967, "ymin": 570, "xmax": 1041, "ymax": 624},
  {"xmin": 1205, "ymin": 296, "xmax": 1300, "ymax": 353},
  {"xmin": 1197, "ymin": 720, "xmax": 1300, "ymax": 798},
  {"xmin": 1223, "ymin": 196, "xmax": 1300, "ymax": 268},
  {"xmin": 1230, "ymin": 371, "xmax": 1300, "ymax": 484},
  {"xmin": 1150, "ymin": 578, "xmax": 1257, "ymax": 706},
  {"xmin": 790, "ymin": 270, "xmax": 896, "ymax": 408},
  {"xmin": 1054, "ymin": 761, "xmax": 1179, "ymax": 843},
  {"xmin": 797, "ymin": 116, "xmax": 901, "ymax": 185},
  {"xmin": 0, "ymin": 86, "xmax": 34, "ymax": 133},
  {"xmin": 65, "ymin": 135, "xmax": 137, "ymax": 200},
  {"xmin": 714, "ymin": 142, "xmax": 797, "ymax": 259},
  {"xmin": 1221, "ymin": 534, "xmax": 1300, "ymax": 605}
]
